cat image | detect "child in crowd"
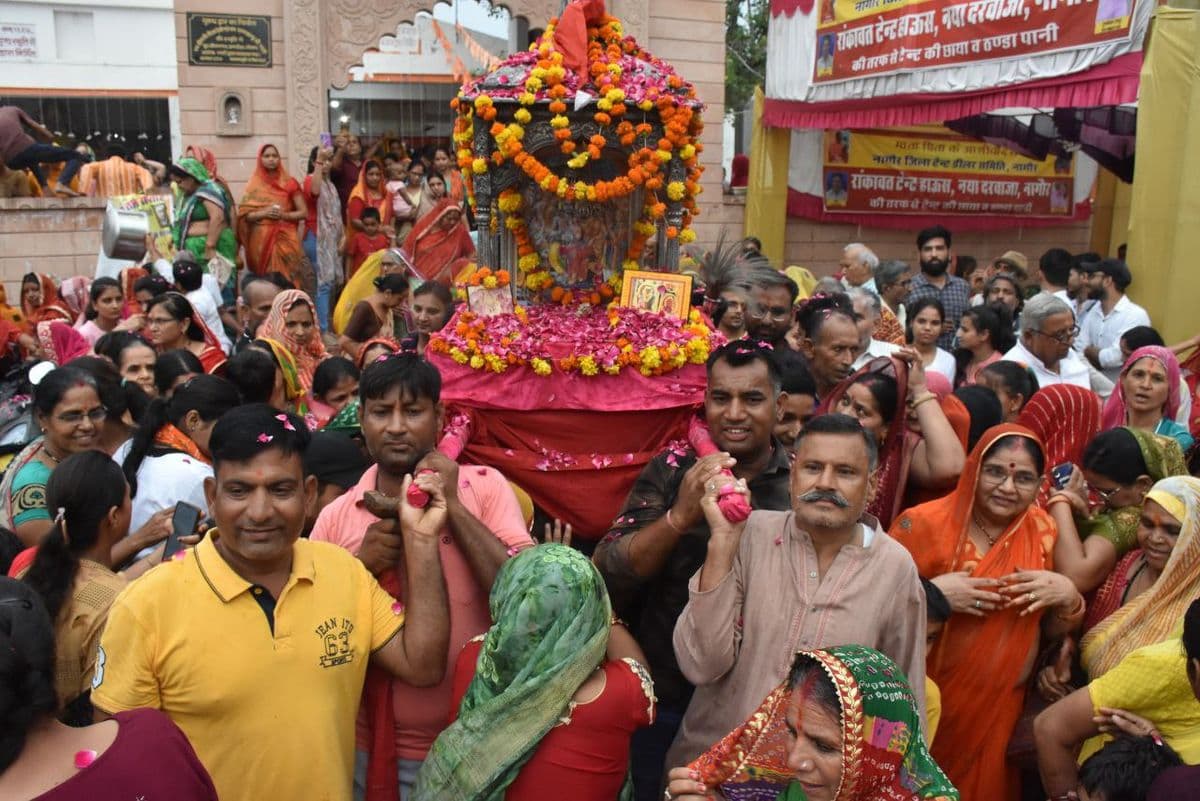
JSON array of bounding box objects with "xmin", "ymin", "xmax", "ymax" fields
[
  {"xmin": 385, "ymin": 160, "xmax": 414, "ymax": 234},
  {"xmin": 922, "ymin": 577, "xmax": 951, "ymax": 745},
  {"xmin": 345, "ymin": 207, "xmax": 391, "ymax": 280},
  {"xmin": 1077, "ymin": 735, "xmax": 1181, "ymax": 801}
]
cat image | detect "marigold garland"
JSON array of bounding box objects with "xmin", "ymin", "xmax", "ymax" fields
[{"xmin": 451, "ymin": 9, "xmax": 705, "ymax": 291}]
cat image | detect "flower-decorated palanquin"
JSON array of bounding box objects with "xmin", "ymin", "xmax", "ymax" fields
[{"xmin": 453, "ymin": 0, "xmax": 705, "ymax": 300}]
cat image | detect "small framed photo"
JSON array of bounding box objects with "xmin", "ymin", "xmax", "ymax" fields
[
  {"xmin": 466, "ymin": 284, "xmax": 515, "ymax": 317},
  {"xmin": 619, "ymin": 270, "xmax": 693, "ymax": 320}
]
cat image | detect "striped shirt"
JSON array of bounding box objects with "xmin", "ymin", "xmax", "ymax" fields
[{"xmin": 80, "ymin": 156, "xmax": 153, "ymax": 197}]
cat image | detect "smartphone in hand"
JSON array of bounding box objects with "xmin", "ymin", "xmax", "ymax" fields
[
  {"xmin": 1051, "ymin": 463, "xmax": 1074, "ymax": 490},
  {"xmin": 163, "ymin": 502, "xmax": 202, "ymax": 561}
]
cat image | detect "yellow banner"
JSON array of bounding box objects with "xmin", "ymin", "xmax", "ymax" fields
[
  {"xmin": 833, "ymin": 129, "xmax": 1073, "ymax": 178},
  {"xmin": 819, "ymin": 0, "xmax": 934, "ymax": 27}
]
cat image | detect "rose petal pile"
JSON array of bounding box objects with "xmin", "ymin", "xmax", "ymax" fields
[{"xmin": 429, "ymin": 304, "xmax": 723, "ymax": 378}]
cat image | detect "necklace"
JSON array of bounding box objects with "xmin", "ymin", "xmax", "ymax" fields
[
  {"xmin": 42, "ymin": 444, "xmax": 63, "ymax": 465},
  {"xmin": 971, "ymin": 513, "xmax": 1002, "ymax": 546}
]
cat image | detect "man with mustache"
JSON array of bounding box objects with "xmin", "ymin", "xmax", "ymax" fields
[
  {"xmin": 665, "ymin": 413, "xmax": 927, "ymax": 768},
  {"xmin": 310, "ymin": 354, "xmax": 532, "ymax": 798},
  {"xmin": 905, "ymin": 225, "xmax": 971, "ymax": 350},
  {"xmin": 595, "ymin": 341, "xmax": 794, "ymax": 800}
]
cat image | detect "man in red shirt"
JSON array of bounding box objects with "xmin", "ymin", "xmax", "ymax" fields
[{"xmin": 310, "ymin": 354, "xmax": 532, "ymax": 798}]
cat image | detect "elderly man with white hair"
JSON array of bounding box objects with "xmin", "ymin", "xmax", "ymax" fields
[
  {"xmin": 848, "ymin": 287, "xmax": 901, "ymax": 369},
  {"xmin": 1001, "ymin": 292, "xmax": 1094, "ymax": 390},
  {"xmin": 840, "ymin": 242, "xmax": 880, "ymax": 295}
]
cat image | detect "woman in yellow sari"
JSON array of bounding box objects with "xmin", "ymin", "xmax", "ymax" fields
[
  {"xmin": 237, "ymin": 143, "xmax": 309, "ymax": 283},
  {"xmin": 332, "ymin": 248, "xmax": 405, "ymax": 334}
]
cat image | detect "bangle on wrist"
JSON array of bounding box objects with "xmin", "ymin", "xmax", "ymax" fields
[
  {"xmin": 610, "ymin": 614, "xmax": 627, "ymax": 628},
  {"xmin": 1046, "ymin": 494, "xmax": 1073, "ymax": 509},
  {"xmin": 664, "ymin": 508, "xmax": 685, "ymax": 534},
  {"xmin": 1057, "ymin": 594, "xmax": 1085, "ymax": 620},
  {"xmin": 910, "ymin": 392, "xmax": 937, "ymax": 409}
]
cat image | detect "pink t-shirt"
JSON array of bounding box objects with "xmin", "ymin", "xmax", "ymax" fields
[{"xmin": 310, "ymin": 462, "xmax": 533, "ymax": 759}]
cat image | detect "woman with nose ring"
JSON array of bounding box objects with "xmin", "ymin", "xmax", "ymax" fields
[{"xmin": 665, "ymin": 645, "xmax": 958, "ymax": 801}]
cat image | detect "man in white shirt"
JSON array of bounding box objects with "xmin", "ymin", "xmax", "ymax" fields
[
  {"xmin": 1002, "ymin": 293, "xmax": 1092, "ymax": 389},
  {"xmin": 847, "ymin": 287, "xmax": 899, "ymax": 369},
  {"xmin": 169, "ymin": 251, "xmax": 233, "ymax": 354},
  {"xmin": 1076, "ymin": 259, "xmax": 1151, "ymax": 382},
  {"xmin": 840, "ymin": 243, "xmax": 879, "ymax": 296}
]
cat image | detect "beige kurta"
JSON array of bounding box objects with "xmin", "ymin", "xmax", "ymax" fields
[{"xmin": 667, "ymin": 509, "xmax": 928, "ymax": 768}]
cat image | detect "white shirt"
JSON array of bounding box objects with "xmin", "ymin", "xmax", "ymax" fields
[
  {"xmin": 852, "ymin": 338, "xmax": 901, "ymax": 370},
  {"xmin": 842, "ymin": 277, "xmax": 878, "ymax": 296},
  {"xmin": 186, "ymin": 288, "xmax": 233, "ymax": 354},
  {"xmin": 927, "ymin": 348, "xmax": 957, "ymax": 383},
  {"xmin": 1076, "ymin": 294, "xmax": 1151, "ymax": 381},
  {"xmin": 1003, "ymin": 340, "xmax": 1092, "ymax": 389},
  {"xmin": 128, "ymin": 452, "xmax": 212, "ymax": 559}
]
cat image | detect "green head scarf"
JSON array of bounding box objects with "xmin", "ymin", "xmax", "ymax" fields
[
  {"xmin": 1082, "ymin": 426, "xmax": 1189, "ymax": 553},
  {"xmin": 172, "ymin": 157, "xmax": 211, "ymax": 184},
  {"xmin": 412, "ymin": 543, "xmax": 612, "ymax": 801},
  {"xmin": 691, "ymin": 645, "xmax": 958, "ymax": 801},
  {"xmin": 323, "ymin": 397, "xmax": 360, "ymax": 434}
]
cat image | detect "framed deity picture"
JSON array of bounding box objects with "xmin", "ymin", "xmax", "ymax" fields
[
  {"xmin": 466, "ymin": 285, "xmax": 515, "ymax": 317},
  {"xmin": 619, "ymin": 270, "xmax": 693, "ymax": 320}
]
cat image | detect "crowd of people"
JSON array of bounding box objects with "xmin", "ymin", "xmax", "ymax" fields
[{"xmin": 0, "ymin": 144, "xmax": 1198, "ymax": 801}]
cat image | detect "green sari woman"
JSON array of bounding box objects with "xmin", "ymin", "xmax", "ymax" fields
[
  {"xmin": 413, "ymin": 544, "xmax": 617, "ymax": 801},
  {"xmin": 1079, "ymin": 427, "xmax": 1189, "ymax": 554},
  {"xmin": 686, "ymin": 645, "xmax": 957, "ymax": 801},
  {"xmin": 169, "ymin": 158, "xmax": 238, "ymax": 291}
]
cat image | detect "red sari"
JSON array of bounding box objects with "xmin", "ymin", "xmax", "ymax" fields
[
  {"xmin": 346, "ymin": 161, "xmax": 394, "ymax": 229},
  {"xmin": 23, "ymin": 273, "xmax": 70, "ymax": 325},
  {"xmin": 891, "ymin": 424, "xmax": 1057, "ymax": 801},
  {"xmin": 1017, "ymin": 384, "xmax": 1103, "ymax": 507},
  {"xmin": 401, "ymin": 199, "xmax": 475, "ymax": 285},
  {"xmin": 237, "ymin": 145, "xmax": 305, "ymax": 281}
]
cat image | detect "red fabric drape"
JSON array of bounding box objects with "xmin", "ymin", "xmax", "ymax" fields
[{"xmin": 455, "ymin": 405, "xmax": 696, "ymax": 541}]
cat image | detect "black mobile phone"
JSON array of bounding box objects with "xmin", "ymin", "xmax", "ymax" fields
[
  {"xmin": 163, "ymin": 502, "xmax": 201, "ymax": 561},
  {"xmin": 1051, "ymin": 463, "xmax": 1074, "ymax": 490}
]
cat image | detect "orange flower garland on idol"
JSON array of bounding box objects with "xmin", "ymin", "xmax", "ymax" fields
[{"xmin": 452, "ymin": 7, "xmax": 704, "ymax": 293}]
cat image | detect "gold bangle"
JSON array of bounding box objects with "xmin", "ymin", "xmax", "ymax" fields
[
  {"xmin": 610, "ymin": 614, "xmax": 627, "ymax": 628},
  {"xmin": 910, "ymin": 392, "xmax": 937, "ymax": 409},
  {"xmin": 1046, "ymin": 495, "xmax": 1073, "ymax": 509}
]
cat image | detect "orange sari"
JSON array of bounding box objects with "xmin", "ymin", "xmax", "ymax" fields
[
  {"xmin": 890, "ymin": 424, "xmax": 1057, "ymax": 801},
  {"xmin": 237, "ymin": 144, "xmax": 305, "ymax": 281},
  {"xmin": 401, "ymin": 198, "xmax": 475, "ymax": 285}
]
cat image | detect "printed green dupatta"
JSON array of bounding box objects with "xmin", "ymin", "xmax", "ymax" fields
[
  {"xmin": 690, "ymin": 645, "xmax": 958, "ymax": 801},
  {"xmin": 1080, "ymin": 427, "xmax": 1188, "ymax": 553},
  {"xmin": 412, "ymin": 544, "xmax": 613, "ymax": 801}
]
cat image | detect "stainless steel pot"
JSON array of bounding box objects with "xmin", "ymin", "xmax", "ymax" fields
[{"xmin": 101, "ymin": 205, "xmax": 150, "ymax": 260}]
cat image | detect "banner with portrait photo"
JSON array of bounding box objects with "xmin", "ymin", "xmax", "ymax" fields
[
  {"xmin": 821, "ymin": 127, "xmax": 1074, "ymax": 217},
  {"xmin": 765, "ymin": 0, "xmax": 1151, "ymax": 130}
]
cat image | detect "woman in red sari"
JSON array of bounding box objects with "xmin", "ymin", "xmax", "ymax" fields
[
  {"xmin": 237, "ymin": 144, "xmax": 309, "ymax": 283},
  {"xmin": 21, "ymin": 273, "xmax": 70, "ymax": 325},
  {"xmin": 891, "ymin": 425, "xmax": 1085, "ymax": 801},
  {"xmin": 401, "ymin": 199, "xmax": 475, "ymax": 285},
  {"xmin": 346, "ymin": 160, "xmax": 393, "ymax": 233},
  {"xmin": 144, "ymin": 292, "xmax": 226, "ymax": 374}
]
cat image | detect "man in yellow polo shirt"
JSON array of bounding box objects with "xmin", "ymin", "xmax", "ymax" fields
[{"xmin": 92, "ymin": 403, "xmax": 450, "ymax": 801}]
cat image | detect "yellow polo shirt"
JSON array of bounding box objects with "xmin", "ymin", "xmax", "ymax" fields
[{"xmin": 92, "ymin": 533, "xmax": 404, "ymax": 801}]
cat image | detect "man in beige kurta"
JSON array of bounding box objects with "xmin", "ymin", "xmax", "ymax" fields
[{"xmin": 666, "ymin": 413, "xmax": 927, "ymax": 768}]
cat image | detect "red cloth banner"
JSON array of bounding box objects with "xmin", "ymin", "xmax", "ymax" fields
[{"xmin": 813, "ymin": 0, "xmax": 1140, "ymax": 85}]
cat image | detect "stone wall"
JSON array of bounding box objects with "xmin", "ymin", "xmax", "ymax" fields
[{"xmin": 0, "ymin": 198, "xmax": 106, "ymax": 297}]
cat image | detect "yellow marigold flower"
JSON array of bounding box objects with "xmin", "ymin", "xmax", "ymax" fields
[
  {"xmin": 531, "ymin": 358, "xmax": 552, "ymax": 376},
  {"xmin": 473, "ymin": 95, "xmax": 493, "ymax": 109},
  {"xmin": 679, "ymin": 144, "xmax": 696, "ymax": 160},
  {"xmin": 525, "ymin": 77, "xmax": 543, "ymax": 92},
  {"xmin": 450, "ymin": 348, "xmax": 469, "ymax": 365},
  {"xmin": 638, "ymin": 100, "xmax": 654, "ymax": 111},
  {"xmin": 678, "ymin": 228, "xmax": 697, "ymax": 244},
  {"xmin": 469, "ymin": 355, "xmax": 485, "ymax": 370},
  {"xmin": 656, "ymin": 149, "xmax": 672, "ymax": 163},
  {"xmin": 482, "ymin": 276, "xmax": 498, "ymax": 289},
  {"xmin": 579, "ymin": 356, "xmax": 599, "ymax": 376},
  {"xmin": 604, "ymin": 364, "xmax": 621, "ymax": 375},
  {"xmin": 550, "ymin": 115, "xmax": 570, "ymax": 129},
  {"xmin": 471, "ymin": 158, "xmax": 488, "ymax": 175},
  {"xmin": 518, "ymin": 92, "xmax": 536, "ymax": 105},
  {"xmin": 596, "ymin": 98, "xmax": 613, "ymax": 112},
  {"xmin": 666, "ymin": 181, "xmax": 686, "ymax": 201},
  {"xmin": 514, "ymin": 108, "xmax": 532, "ymax": 124},
  {"xmin": 605, "ymin": 88, "xmax": 625, "ymax": 102}
]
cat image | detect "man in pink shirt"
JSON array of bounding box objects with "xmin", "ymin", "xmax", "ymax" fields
[{"xmin": 310, "ymin": 353, "xmax": 532, "ymax": 800}]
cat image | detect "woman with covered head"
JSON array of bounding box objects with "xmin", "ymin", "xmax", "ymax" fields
[
  {"xmin": 666, "ymin": 645, "xmax": 958, "ymax": 801},
  {"xmin": 413, "ymin": 543, "xmax": 654, "ymax": 801},
  {"xmin": 402, "ymin": 199, "xmax": 475, "ymax": 285},
  {"xmin": 1043, "ymin": 426, "xmax": 1187, "ymax": 594},
  {"xmin": 237, "ymin": 143, "xmax": 309, "ymax": 284},
  {"xmin": 890, "ymin": 425, "xmax": 1086, "ymax": 801},
  {"xmin": 255, "ymin": 289, "xmax": 328, "ymax": 395},
  {"xmin": 144, "ymin": 292, "xmax": 226, "ymax": 374},
  {"xmin": 1102, "ymin": 345, "xmax": 1194, "ymax": 452},
  {"xmin": 168, "ymin": 158, "xmax": 237, "ymax": 279},
  {"xmin": 818, "ymin": 352, "xmax": 965, "ymax": 528}
]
